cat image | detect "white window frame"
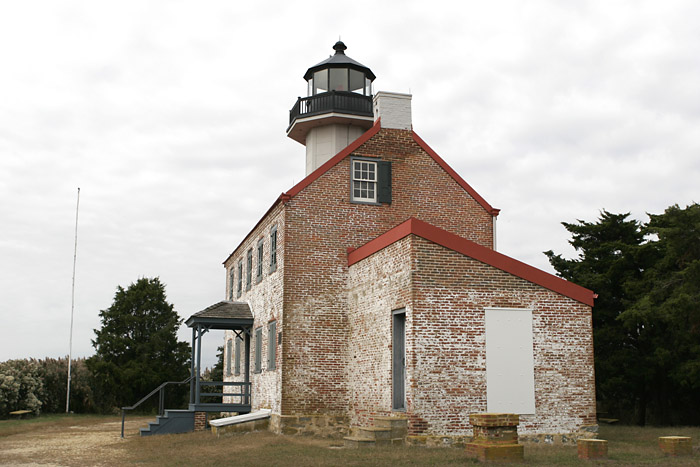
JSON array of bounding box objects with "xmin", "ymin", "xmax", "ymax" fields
[{"xmin": 351, "ymin": 159, "xmax": 378, "ymax": 203}]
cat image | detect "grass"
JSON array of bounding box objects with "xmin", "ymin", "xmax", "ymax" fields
[
  {"xmin": 1, "ymin": 415, "xmax": 699, "ymax": 466},
  {"xmin": 0, "ymin": 413, "xmax": 116, "ymax": 437}
]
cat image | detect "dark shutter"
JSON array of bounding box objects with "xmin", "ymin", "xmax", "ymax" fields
[
  {"xmin": 377, "ymin": 160, "xmax": 392, "ymax": 204},
  {"xmin": 268, "ymin": 321, "xmax": 276, "ymax": 370},
  {"xmin": 254, "ymin": 328, "xmax": 262, "ymax": 373}
]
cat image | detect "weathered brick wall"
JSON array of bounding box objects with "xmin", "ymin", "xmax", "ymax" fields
[
  {"xmin": 281, "ymin": 127, "xmax": 496, "ymax": 415},
  {"xmin": 347, "ymin": 235, "xmax": 414, "ymax": 428},
  {"xmin": 344, "ymin": 234, "xmax": 595, "ymax": 438},
  {"xmin": 223, "ymin": 206, "xmax": 285, "ymax": 414},
  {"xmin": 410, "ymin": 237, "xmax": 596, "ymax": 437}
]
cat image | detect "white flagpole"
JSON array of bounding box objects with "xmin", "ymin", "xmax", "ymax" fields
[{"xmin": 66, "ymin": 187, "xmax": 80, "ymax": 413}]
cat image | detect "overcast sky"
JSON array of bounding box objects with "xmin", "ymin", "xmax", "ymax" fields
[{"xmin": 1, "ymin": 1, "xmax": 698, "ymax": 369}]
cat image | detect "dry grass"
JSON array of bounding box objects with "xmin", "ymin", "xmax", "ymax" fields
[{"xmin": 1, "ymin": 415, "xmax": 699, "ymax": 466}]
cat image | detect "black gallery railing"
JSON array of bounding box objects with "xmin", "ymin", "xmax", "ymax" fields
[{"xmin": 289, "ymin": 91, "xmax": 373, "ymax": 124}]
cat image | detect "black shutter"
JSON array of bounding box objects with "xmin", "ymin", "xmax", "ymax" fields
[{"xmin": 377, "ymin": 160, "xmax": 392, "ymax": 204}]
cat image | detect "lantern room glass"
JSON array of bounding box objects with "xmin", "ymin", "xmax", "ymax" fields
[{"xmin": 308, "ymin": 68, "xmax": 371, "ymax": 97}]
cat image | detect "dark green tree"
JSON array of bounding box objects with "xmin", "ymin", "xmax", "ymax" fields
[
  {"xmin": 86, "ymin": 277, "xmax": 190, "ymax": 412},
  {"xmin": 209, "ymin": 346, "xmax": 224, "ymax": 383},
  {"xmin": 618, "ymin": 203, "xmax": 700, "ymax": 424},
  {"xmin": 546, "ymin": 204, "xmax": 700, "ymax": 425},
  {"xmin": 545, "ymin": 211, "xmax": 648, "ymax": 423}
]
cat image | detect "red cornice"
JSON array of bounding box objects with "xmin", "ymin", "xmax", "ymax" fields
[
  {"xmin": 348, "ymin": 218, "xmax": 595, "ymax": 306},
  {"xmin": 284, "ymin": 119, "xmax": 382, "ymax": 198},
  {"xmin": 411, "ymin": 132, "xmax": 500, "ymax": 217},
  {"xmin": 223, "ymin": 120, "xmax": 382, "ymax": 266}
]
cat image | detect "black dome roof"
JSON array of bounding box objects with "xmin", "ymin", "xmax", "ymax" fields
[{"xmin": 303, "ymin": 41, "xmax": 376, "ymax": 81}]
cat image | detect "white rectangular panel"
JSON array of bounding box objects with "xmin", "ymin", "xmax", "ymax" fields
[{"xmin": 485, "ymin": 308, "xmax": 536, "ymax": 414}]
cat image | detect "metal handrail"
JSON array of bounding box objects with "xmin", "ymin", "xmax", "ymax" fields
[{"xmin": 120, "ymin": 375, "xmax": 193, "ymax": 438}]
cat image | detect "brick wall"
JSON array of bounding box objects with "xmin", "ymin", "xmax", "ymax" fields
[
  {"xmin": 223, "ymin": 206, "xmax": 285, "ymax": 414},
  {"xmin": 410, "ymin": 237, "xmax": 596, "ymax": 436},
  {"xmin": 345, "ymin": 234, "xmax": 595, "ymax": 438},
  {"xmin": 347, "ymin": 235, "xmax": 414, "ymax": 427},
  {"xmin": 281, "ymin": 127, "xmax": 496, "ymax": 416}
]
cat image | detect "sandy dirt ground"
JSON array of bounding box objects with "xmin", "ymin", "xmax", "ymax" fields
[{"xmin": 0, "ymin": 417, "xmax": 150, "ymax": 467}]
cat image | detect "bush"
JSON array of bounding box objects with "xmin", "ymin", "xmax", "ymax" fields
[
  {"xmin": 0, "ymin": 359, "xmax": 43, "ymax": 417},
  {"xmin": 39, "ymin": 358, "xmax": 95, "ymax": 413}
]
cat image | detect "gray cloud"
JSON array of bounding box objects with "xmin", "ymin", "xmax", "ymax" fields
[{"xmin": 1, "ymin": 0, "xmax": 699, "ymax": 368}]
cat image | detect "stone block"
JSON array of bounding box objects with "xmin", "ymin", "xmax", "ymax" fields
[
  {"xmin": 659, "ymin": 436, "xmax": 692, "ymax": 457},
  {"xmin": 470, "ymin": 413, "xmax": 520, "ymax": 427},
  {"xmin": 577, "ymin": 438, "xmax": 607, "ymax": 459},
  {"xmin": 465, "ymin": 443, "xmax": 524, "ymax": 462}
]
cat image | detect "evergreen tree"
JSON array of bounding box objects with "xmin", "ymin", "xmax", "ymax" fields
[
  {"xmin": 546, "ymin": 204, "xmax": 700, "ymax": 425},
  {"xmin": 86, "ymin": 277, "xmax": 190, "ymax": 412},
  {"xmin": 545, "ymin": 211, "xmax": 648, "ymax": 423},
  {"xmin": 618, "ymin": 203, "xmax": 700, "ymax": 424}
]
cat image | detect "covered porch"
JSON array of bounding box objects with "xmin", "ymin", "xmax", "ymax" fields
[{"xmin": 185, "ymin": 301, "xmax": 253, "ymax": 414}]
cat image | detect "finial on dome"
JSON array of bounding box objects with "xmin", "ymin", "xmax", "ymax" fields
[{"xmin": 333, "ymin": 41, "xmax": 347, "ymax": 55}]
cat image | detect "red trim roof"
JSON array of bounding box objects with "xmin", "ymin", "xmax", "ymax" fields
[
  {"xmin": 411, "ymin": 132, "xmax": 499, "ymax": 216},
  {"xmin": 348, "ymin": 218, "xmax": 595, "ymax": 306},
  {"xmin": 224, "ymin": 120, "xmax": 501, "ymax": 264},
  {"xmin": 285, "ymin": 119, "xmax": 382, "ymax": 198},
  {"xmin": 223, "ymin": 121, "xmax": 382, "ymax": 265}
]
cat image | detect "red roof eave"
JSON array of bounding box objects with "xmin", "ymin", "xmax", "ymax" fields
[
  {"xmin": 223, "ymin": 120, "xmax": 383, "ymax": 266},
  {"xmin": 348, "ymin": 218, "xmax": 595, "ymax": 307},
  {"xmin": 412, "ymin": 132, "xmax": 500, "ymax": 217}
]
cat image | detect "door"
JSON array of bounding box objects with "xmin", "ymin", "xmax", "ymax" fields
[{"xmin": 392, "ymin": 309, "xmax": 406, "ymax": 410}]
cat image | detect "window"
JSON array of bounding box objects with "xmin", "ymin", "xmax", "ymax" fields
[
  {"xmin": 246, "ymin": 249, "xmax": 253, "ymax": 291},
  {"xmin": 256, "ymin": 239, "xmax": 264, "ymax": 283},
  {"xmin": 226, "ymin": 339, "xmax": 233, "ymax": 377},
  {"xmin": 237, "ymin": 260, "xmax": 243, "ymax": 297},
  {"xmin": 228, "ymin": 268, "xmax": 234, "ymax": 301},
  {"xmin": 234, "ymin": 336, "xmax": 241, "ymax": 376},
  {"xmin": 270, "ymin": 225, "xmax": 277, "ymax": 273},
  {"xmin": 254, "ymin": 327, "xmax": 263, "ymax": 373},
  {"xmin": 267, "ymin": 321, "xmax": 277, "ymax": 370},
  {"xmin": 351, "ymin": 158, "xmax": 392, "ymax": 204},
  {"xmin": 352, "ymin": 159, "xmax": 377, "ymax": 202}
]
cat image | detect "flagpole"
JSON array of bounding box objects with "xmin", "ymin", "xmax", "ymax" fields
[{"xmin": 66, "ymin": 187, "xmax": 80, "ymax": 413}]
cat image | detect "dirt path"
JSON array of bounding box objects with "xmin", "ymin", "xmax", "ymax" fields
[{"xmin": 0, "ymin": 416, "xmax": 150, "ymax": 466}]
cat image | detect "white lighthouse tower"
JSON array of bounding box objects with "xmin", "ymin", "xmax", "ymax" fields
[{"xmin": 287, "ymin": 41, "xmax": 376, "ymax": 176}]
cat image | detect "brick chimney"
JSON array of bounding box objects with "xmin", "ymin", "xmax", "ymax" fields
[{"xmin": 373, "ymin": 91, "xmax": 412, "ymax": 130}]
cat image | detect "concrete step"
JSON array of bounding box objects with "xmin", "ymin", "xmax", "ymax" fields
[
  {"xmin": 352, "ymin": 426, "xmax": 393, "ymax": 441},
  {"xmin": 373, "ymin": 416, "xmax": 408, "ymax": 438},
  {"xmin": 343, "ymin": 436, "xmax": 405, "ymax": 448}
]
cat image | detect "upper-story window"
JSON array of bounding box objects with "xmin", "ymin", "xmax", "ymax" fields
[
  {"xmin": 237, "ymin": 260, "xmax": 243, "ymax": 297},
  {"xmin": 246, "ymin": 249, "xmax": 253, "ymax": 291},
  {"xmin": 351, "ymin": 157, "xmax": 392, "ymax": 205},
  {"xmin": 256, "ymin": 239, "xmax": 264, "ymax": 283},
  {"xmin": 270, "ymin": 225, "xmax": 278, "ymax": 273},
  {"xmin": 352, "ymin": 160, "xmax": 377, "ymax": 203}
]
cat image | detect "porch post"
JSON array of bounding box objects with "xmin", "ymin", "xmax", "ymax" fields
[
  {"xmin": 190, "ymin": 326, "xmax": 196, "ymax": 404},
  {"xmin": 244, "ymin": 327, "xmax": 251, "ymax": 405},
  {"xmin": 195, "ymin": 324, "xmax": 202, "ymax": 405}
]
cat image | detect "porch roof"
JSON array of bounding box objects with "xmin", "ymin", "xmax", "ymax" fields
[{"xmin": 185, "ymin": 301, "xmax": 254, "ymax": 330}]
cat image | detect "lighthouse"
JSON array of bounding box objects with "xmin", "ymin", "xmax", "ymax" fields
[{"xmin": 287, "ymin": 41, "xmax": 376, "ymax": 176}]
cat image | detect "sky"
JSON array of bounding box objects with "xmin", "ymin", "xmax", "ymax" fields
[{"xmin": 1, "ymin": 1, "xmax": 698, "ymax": 370}]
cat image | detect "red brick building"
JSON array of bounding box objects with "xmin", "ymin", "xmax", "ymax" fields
[{"xmin": 218, "ymin": 42, "xmax": 597, "ymax": 443}]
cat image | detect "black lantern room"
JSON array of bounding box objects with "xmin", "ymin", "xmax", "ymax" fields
[{"xmin": 287, "ymin": 41, "xmax": 376, "ymax": 145}]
